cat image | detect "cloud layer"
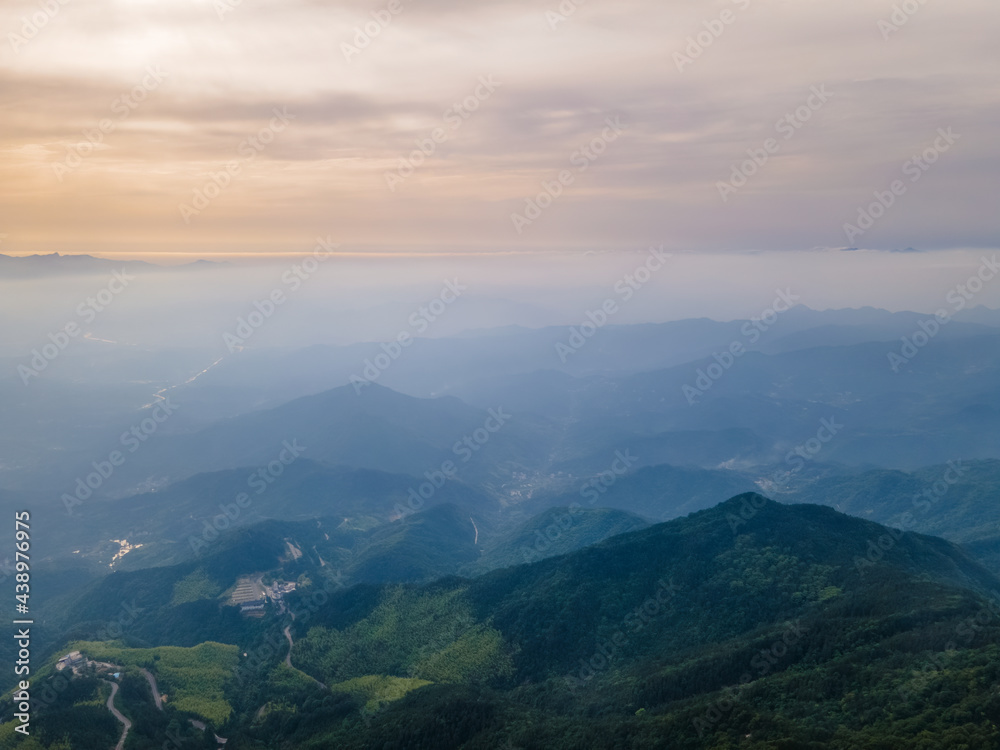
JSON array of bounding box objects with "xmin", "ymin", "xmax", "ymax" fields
[{"xmin": 2, "ymin": 0, "xmax": 998, "ymax": 256}]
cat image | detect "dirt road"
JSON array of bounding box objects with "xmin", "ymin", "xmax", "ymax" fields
[
  {"xmin": 283, "ymin": 625, "xmax": 326, "ymax": 688},
  {"xmin": 103, "ymin": 680, "xmax": 132, "ymax": 750},
  {"xmin": 140, "ymin": 668, "xmax": 164, "ymax": 710}
]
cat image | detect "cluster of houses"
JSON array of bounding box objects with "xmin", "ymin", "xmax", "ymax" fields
[
  {"xmin": 239, "ymin": 599, "xmax": 266, "ymax": 615},
  {"xmin": 232, "ymin": 576, "xmax": 297, "ymax": 617},
  {"xmin": 266, "ymin": 580, "xmax": 297, "ymax": 614},
  {"xmin": 55, "ymin": 651, "xmax": 85, "ymax": 672},
  {"xmin": 55, "ymin": 651, "xmax": 121, "ymax": 680}
]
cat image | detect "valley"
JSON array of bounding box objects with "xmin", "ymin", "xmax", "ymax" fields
[
  {"xmin": 6, "ymin": 4, "xmax": 998, "ymax": 744},
  {"xmin": 1, "ymin": 305, "xmax": 999, "ymax": 749}
]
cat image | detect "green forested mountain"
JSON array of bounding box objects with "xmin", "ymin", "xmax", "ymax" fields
[
  {"xmin": 783, "ymin": 459, "xmax": 1000, "ymax": 574},
  {"xmin": 8, "ymin": 494, "xmax": 1000, "ymax": 749},
  {"xmin": 48, "ymin": 459, "xmax": 499, "ymax": 570},
  {"xmin": 345, "ymin": 502, "xmax": 484, "ymax": 582},
  {"xmin": 247, "ymin": 495, "xmax": 1000, "ymax": 749},
  {"xmin": 462, "ymin": 506, "xmax": 650, "ymax": 574},
  {"xmin": 107, "ymin": 383, "xmax": 548, "ymax": 493},
  {"xmin": 529, "ymin": 463, "xmax": 758, "ymax": 522}
]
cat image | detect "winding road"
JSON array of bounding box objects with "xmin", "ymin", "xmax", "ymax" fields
[
  {"xmin": 102, "ymin": 664, "xmax": 228, "ymax": 749},
  {"xmin": 283, "ymin": 625, "xmax": 295, "ymax": 669},
  {"xmin": 102, "ymin": 680, "xmax": 131, "ymax": 750},
  {"xmin": 251, "ymin": 628, "xmax": 327, "ymax": 725},
  {"xmin": 284, "ymin": 625, "xmax": 326, "ymax": 688},
  {"xmin": 140, "ymin": 668, "xmax": 164, "ymax": 710}
]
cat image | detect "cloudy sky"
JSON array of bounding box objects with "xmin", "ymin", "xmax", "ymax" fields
[{"xmin": 1, "ymin": 0, "xmax": 997, "ymax": 260}]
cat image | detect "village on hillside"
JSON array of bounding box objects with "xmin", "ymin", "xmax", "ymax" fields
[{"xmin": 229, "ymin": 574, "xmax": 297, "ymax": 617}]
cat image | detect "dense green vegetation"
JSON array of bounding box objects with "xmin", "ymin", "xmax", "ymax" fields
[
  {"xmin": 5, "ymin": 272, "xmax": 1000, "ymax": 748},
  {"xmin": 0, "ymin": 666, "xmax": 218, "ymax": 750},
  {"xmin": 171, "ymin": 568, "xmax": 224, "ymax": 605},
  {"xmin": 295, "ymin": 585, "xmax": 513, "ymax": 686},
  {"xmin": 463, "ymin": 506, "xmax": 650, "ymax": 573},
  {"xmin": 345, "ymin": 503, "xmax": 484, "ymax": 583},
  {"xmin": 530, "ymin": 465, "xmax": 758, "ymax": 523},
  {"xmin": 230, "ymin": 495, "xmax": 1000, "ymax": 749},
  {"xmin": 65, "ymin": 641, "xmax": 239, "ymax": 724},
  {"xmin": 53, "ymin": 522, "xmax": 308, "ymax": 651},
  {"xmin": 8, "ymin": 493, "xmax": 1000, "ymax": 748},
  {"xmin": 328, "ymin": 675, "xmax": 433, "ymax": 716},
  {"xmin": 0, "ymin": 674, "xmax": 113, "ymax": 750},
  {"xmin": 785, "ymin": 459, "xmax": 1000, "ymax": 574}
]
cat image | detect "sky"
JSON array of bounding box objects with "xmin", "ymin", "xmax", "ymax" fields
[{"xmin": 1, "ymin": 0, "xmax": 998, "ymax": 260}]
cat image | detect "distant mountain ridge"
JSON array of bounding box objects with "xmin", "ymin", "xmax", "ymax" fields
[
  {"xmin": 0, "ymin": 252, "xmax": 220, "ymax": 277},
  {"xmin": 783, "ymin": 458, "xmax": 1000, "ymax": 574}
]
